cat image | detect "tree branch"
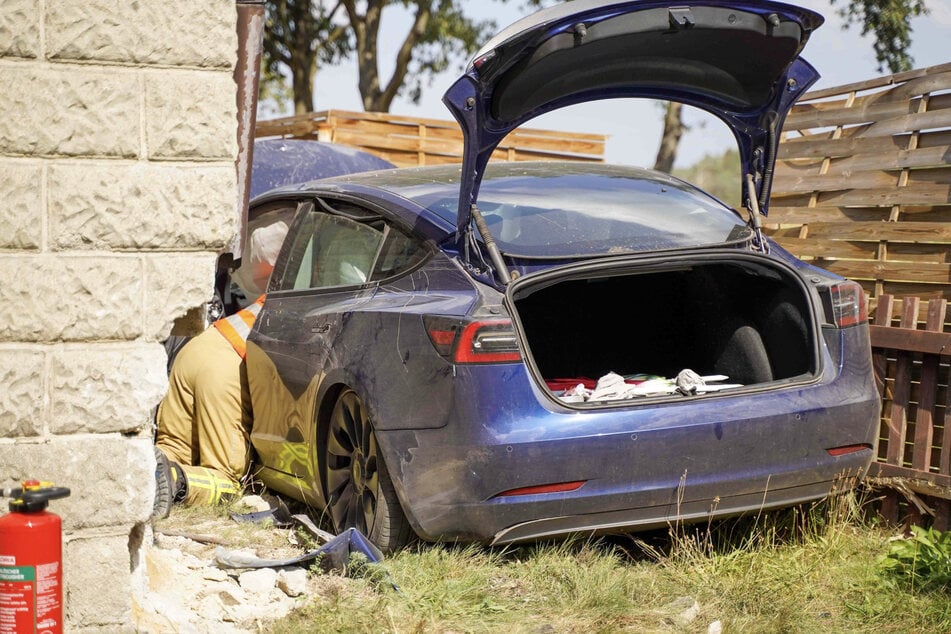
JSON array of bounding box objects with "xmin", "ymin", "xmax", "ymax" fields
[{"xmin": 379, "ymin": 4, "xmax": 431, "ymax": 111}]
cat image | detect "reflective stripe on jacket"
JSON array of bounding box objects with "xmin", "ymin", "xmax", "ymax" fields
[{"xmin": 213, "ymin": 295, "xmax": 265, "ymax": 359}]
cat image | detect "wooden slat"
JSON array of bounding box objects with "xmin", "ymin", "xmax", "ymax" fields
[
  {"xmin": 785, "ymin": 91, "xmax": 951, "ymax": 130},
  {"xmin": 778, "ymin": 145, "xmax": 951, "ymax": 175},
  {"xmin": 329, "ymin": 117, "xmax": 456, "ymax": 138},
  {"xmin": 775, "ymin": 169, "xmax": 951, "ymax": 196},
  {"xmin": 819, "ymin": 261, "xmax": 951, "ymax": 284},
  {"xmin": 785, "ymin": 98, "xmax": 918, "ymax": 129},
  {"xmin": 878, "ymin": 283, "xmax": 951, "ymax": 301},
  {"xmin": 871, "ymin": 295, "xmax": 899, "ymax": 524},
  {"xmin": 886, "ymin": 298, "xmax": 920, "ymax": 465},
  {"xmin": 769, "ymin": 237, "xmax": 877, "ymax": 259},
  {"xmin": 857, "ymin": 108, "xmax": 951, "ymax": 139},
  {"xmin": 798, "ymin": 62, "xmax": 951, "ymax": 100},
  {"xmin": 779, "ymin": 130, "xmax": 951, "ymax": 161},
  {"xmin": 771, "ymin": 241, "xmax": 951, "ymax": 265},
  {"xmin": 805, "ymin": 184, "xmax": 951, "ymax": 208},
  {"xmin": 868, "ymin": 462, "xmax": 951, "ymax": 490},
  {"xmin": 943, "ymin": 365, "xmax": 951, "ymax": 477},
  {"xmin": 869, "ymin": 324, "xmax": 951, "ymax": 356},
  {"xmin": 499, "ymin": 133, "xmax": 606, "ymax": 157},
  {"xmin": 773, "ymin": 170, "xmax": 900, "ymax": 194},
  {"xmin": 912, "ymin": 301, "xmax": 948, "ymax": 471},
  {"xmin": 330, "ymin": 128, "xmax": 464, "ymax": 155},
  {"xmin": 779, "ymin": 222, "xmax": 951, "ymax": 243},
  {"xmin": 503, "ymin": 149, "xmax": 603, "ymax": 162},
  {"xmin": 872, "ymin": 295, "xmax": 895, "ymax": 399},
  {"xmin": 765, "ymin": 206, "xmax": 895, "ymax": 224},
  {"xmin": 828, "ymin": 146, "xmax": 951, "ymax": 173}
]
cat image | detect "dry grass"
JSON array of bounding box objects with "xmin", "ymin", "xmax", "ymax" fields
[{"xmin": 155, "ymin": 490, "xmax": 951, "ymax": 634}]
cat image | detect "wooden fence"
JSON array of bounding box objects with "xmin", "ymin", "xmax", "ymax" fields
[
  {"xmin": 765, "ymin": 62, "xmax": 951, "ymax": 312},
  {"xmin": 760, "ymin": 64, "xmax": 951, "ymax": 528},
  {"xmin": 868, "ymin": 295, "xmax": 951, "ymax": 530},
  {"xmin": 255, "ymin": 109, "xmax": 606, "ymax": 168}
]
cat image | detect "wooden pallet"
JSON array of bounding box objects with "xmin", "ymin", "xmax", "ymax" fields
[
  {"xmin": 255, "ymin": 109, "xmax": 606, "ymax": 167},
  {"xmin": 867, "ymin": 295, "xmax": 951, "ymax": 530}
]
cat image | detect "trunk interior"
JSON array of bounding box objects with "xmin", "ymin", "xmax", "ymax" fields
[{"xmin": 512, "ymin": 259, "xmax": 817, "ymax": 397}]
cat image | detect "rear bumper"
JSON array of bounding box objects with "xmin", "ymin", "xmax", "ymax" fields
[
  {"xmin": 490, "ymin": 474, "xmax": 861, "ymax": 545},
  {"xmin": 379, "ymin": 362, "xmax": 880, "ymax": 544}
]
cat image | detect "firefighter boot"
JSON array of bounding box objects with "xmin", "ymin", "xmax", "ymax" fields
[{"xmin": 152, "ymin": 447, "xmax": 187, "ymax": 519}]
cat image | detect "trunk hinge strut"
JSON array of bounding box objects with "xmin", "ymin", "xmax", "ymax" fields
[
  {"xmin": 470, "ymin": 204, "xmax": 511, "ymax": 285},
  {"xmin": 744, "ymin": 173, "xmax": 769, "ymax": 254}
]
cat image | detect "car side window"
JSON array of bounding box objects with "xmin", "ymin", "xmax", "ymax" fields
[
  {"xmin": 370, "ymin": 229, "xmax": 431, "ymax": 281},
  {"xmin": 275, "ymin": 199, "xmax": 431, "ymax": 291},
  {"xmin": 277, "ymin": 210, "xmax": 381, "ymax": 291}
]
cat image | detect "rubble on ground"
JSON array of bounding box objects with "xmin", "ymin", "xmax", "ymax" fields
[{"xmin": 131, "ymin": 495, "xmax": 341, "ymax": 632}]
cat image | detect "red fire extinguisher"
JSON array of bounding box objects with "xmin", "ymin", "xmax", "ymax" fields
[{"xmin": 0, "ymin": 480, "xmax": 70, "ymax": 634}]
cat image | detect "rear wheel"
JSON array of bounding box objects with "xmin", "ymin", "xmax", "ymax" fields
[{"xmin": 324, "ymin": 389, "xmax": 412, "ymax": 552}]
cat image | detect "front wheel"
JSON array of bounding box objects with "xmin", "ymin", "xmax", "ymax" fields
[{"xmin": 324, "ymin": 389, "xmax": 412, "ymax": 553}]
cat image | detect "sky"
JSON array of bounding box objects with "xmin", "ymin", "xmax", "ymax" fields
[{"xmin": 277, "ymin": 0, "xmax": 951, "ymax": 169}]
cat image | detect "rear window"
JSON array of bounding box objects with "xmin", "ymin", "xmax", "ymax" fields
[{"xmin": 402, "ymin": 163, "xmax": 748, "ymax": 257}]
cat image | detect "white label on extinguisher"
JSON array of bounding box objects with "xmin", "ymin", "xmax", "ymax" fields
[
  {"xmin": 0, "ymin": 556, "xmax": 13, "ymax": 566},
  {"xmin": 0, "ymin": 565, "xmax": 34, "ymax": 633},
  {"xmin": 34, "ymin": 561, "xmax": 59, "ymax": 631}
]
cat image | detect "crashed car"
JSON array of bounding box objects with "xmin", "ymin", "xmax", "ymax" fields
[{"xmin": 245, "ymin": 0, "xmax": 880, "ymax": 551}]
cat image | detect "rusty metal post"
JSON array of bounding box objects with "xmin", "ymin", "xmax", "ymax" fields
[{"xmin": 233, "ymin": 0, "xmax": 266, "ymax": 259}]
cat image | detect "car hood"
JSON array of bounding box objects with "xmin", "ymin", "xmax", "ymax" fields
[{"xmin": 442, "ymin": 0, "xmax": 823, "ymax": 236}]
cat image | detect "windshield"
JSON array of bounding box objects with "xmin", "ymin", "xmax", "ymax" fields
[{"xmin": 397, "ymin": 162, "xmax": 748, "ymax": 257}]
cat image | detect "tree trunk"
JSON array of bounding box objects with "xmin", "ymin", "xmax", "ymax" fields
[
  {"xmin": 292, "ymin": 63, "xmax": 315, "ymax": 114},
  {"xmin": 653, "ymin": 102, "xmax": 684, "ymax": 173},
  {"xmin": 348, "ymin": 0, "xmax": 430, "ymax": 113}
]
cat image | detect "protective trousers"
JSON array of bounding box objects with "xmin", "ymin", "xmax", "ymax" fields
[{"xmin": 155, "ymin": 326, "xmax": 252, "ymax": 506}]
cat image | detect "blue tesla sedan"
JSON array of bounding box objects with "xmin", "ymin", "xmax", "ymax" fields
[{"xmin": 245, "ymin": 0, "xmax": 880, "ymax": 551}]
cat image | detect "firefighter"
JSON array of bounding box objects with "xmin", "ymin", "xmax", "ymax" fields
[{"xmin": 153, "ymin": 219, "xmax": 288, "ymax": 518}]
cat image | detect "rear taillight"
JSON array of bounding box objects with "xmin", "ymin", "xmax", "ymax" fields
[
  {"xmin": 424, "ymin": 316, "xmax": 521, "ymax": 364},
  {"xmin": 829, "ymin": 281, "xmax": 867, "ymax": 328}
]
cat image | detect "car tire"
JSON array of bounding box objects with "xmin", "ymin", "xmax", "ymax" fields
[{"xmin": 324, "ymin": 389, "xmax": 412, "ymax": 553}]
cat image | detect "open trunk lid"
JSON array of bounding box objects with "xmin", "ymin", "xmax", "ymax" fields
[{"xmin": 442, "ymin": 0, "xmax": 824, "ymax": 239}]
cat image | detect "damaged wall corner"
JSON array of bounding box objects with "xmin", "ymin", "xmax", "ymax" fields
[{"xmin": 0, "ymin": 0, "xmax": 240, "ymax": 628}]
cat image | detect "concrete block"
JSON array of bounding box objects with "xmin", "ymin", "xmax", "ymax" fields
[
  {"xmin": 146, "ymin": 71, "xmax": 238, "ymax": 160},
  {"xmin": 64, "ymin": 531, "xmax": 135, "ymax": 628},
  {"xmin": 0, "ymin": 0, "xmax": 39, "ymax": 58},
  {"xmin": 144, "ymin": 253, "xmax": 221, "ymax": 340},
  {"xmin": 0, "ymin": 255, "xmax": 142, "ymax": 342},
  {"xmin": 0, "ymin": 347, "xmax": 46, "ymax": 437},
  {"xmin": 46, "ymin": 0, "xmax": 236, "ymax": 68},
  {"xmin": 0, "ymin": 66, "xmax": 138, "ymax": 158},
  {"xmin": 50, "ymin": 343, "xmax": 167, "ymax": 435},
  {"xmin": 0, "ymin": 437, "xmax": 154, "ymax": 529},
  {"xmin": 49, "ymin": 162, "xmax": 236, "ymax": 250},
  {"xmin": 0, "ymin": 160, "xmax": 43, "ymax": 249}
]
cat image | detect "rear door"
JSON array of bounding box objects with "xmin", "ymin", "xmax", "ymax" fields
[{"xmin": 247, "ymin": 198, "xmax": 386, "ymax": 483}]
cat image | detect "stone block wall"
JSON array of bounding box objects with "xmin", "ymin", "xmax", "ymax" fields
[{"xmin": 0, "ymin": 1, "xmax": 238, "ymax": 629}]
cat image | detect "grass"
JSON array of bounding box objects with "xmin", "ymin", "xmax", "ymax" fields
[{"xmin": 266, "ymin": 488, "xmax": 951, "ymax": 634}]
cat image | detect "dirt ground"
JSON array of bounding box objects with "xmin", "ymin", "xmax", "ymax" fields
[{"xmin": 133, "ymin": 494, "xmax": 342, "ymax": 632}]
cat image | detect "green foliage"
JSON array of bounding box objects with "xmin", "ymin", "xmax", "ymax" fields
[
  {"xmin": 380, "ymin": 0, "xmax": 499, "ymax": 107},
  {"xmin": 880, "ymin": 525, "xmax": 951, "ymax": 591},
  {"xmin": 832, "ymin": 0, "xmax": 929, "ymax": 72},
  {"xmin": 261, "ymin": 1, "xmax": 511, "ymax": 114},
  {"xmin": 673, "ymin": 149, "xmax": 742, "ymax": 209},
  {"xmin": 262, "ymin": 0, "xmax": 352, "ymax": 113}
]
